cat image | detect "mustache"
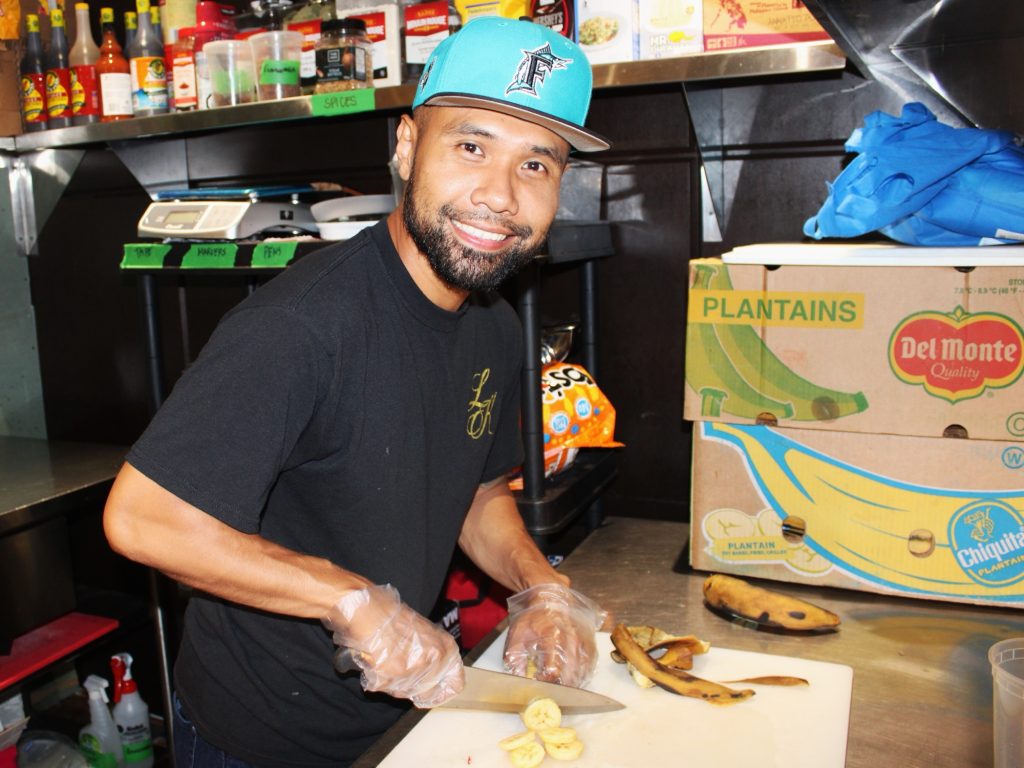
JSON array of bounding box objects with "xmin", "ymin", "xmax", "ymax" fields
[{"xmin": 438, "ymin": 204, "xmax": 534, "ymax": 241}]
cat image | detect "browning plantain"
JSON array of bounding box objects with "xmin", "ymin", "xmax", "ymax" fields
[
  {"xmin": 610, "ymin": 624, "xmax": 754, "ymax": 705},
  {"xmin": 703, "ymin": 574, "xmax": 840, "ymax": 632}
]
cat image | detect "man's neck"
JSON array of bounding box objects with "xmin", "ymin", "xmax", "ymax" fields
[{"xmin": 386, "ymin": 210, "xmax": 469, "ymax": 312}]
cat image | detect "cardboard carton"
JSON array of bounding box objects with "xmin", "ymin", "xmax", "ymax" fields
[
  {"xmin": 683, "ymin": 250, "xmax": 1024, "ymax": 442},
  {"xmin": 0, "ymin": 41, "xmax": 21, "ymax": 136},
  {"xmin": 349, "ymin": 4, "xmax": 401, "ymax": 89},
  {"xmin": 637, "ymin": 0, "xmax": 702, "ymax": 59},
  {"xmin": 577, "ymin": 0, "xmax": 638, "ymax": 64},
  {"xmin": 701, "ymin": 0, "xmax": 830, "ymax": 52},
  {"xmin": 690, "ymin": 421, "xmax": 1024, "ymax": 608}
]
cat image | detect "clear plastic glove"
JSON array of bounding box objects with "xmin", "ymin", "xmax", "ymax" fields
[
  {"xmin": 322, "ymin": 584, "xmax": 464, "ymax": 708},
  {"xmin": 502, "ymin": 583, "xmax": 607, "ymax": 689}
]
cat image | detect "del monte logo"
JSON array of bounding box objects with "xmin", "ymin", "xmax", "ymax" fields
[{"xmin": 889, "ymin": 306, "xmax": 1024, "ymax": 402}]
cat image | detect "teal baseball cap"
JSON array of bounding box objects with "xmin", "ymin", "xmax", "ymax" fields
[{"xmin": 412, "ymin": 16, "xmax": 610, "ymax": 153}]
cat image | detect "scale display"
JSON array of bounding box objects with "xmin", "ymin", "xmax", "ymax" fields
[{"xmin": 138, "ymin": 200, "xmax": 319, "ymax": 240}]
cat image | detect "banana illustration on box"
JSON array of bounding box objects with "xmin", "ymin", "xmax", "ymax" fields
[
  {"xmin": 701, "ymin": 421, "xmax": 1024, "ymax": 603},
  {"xmin": 686, "ymin": 261, "xmax": 868, "ymax": 422}
]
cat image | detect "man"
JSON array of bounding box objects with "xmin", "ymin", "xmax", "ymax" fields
[{"xmin": 103, "ymin": 16, "xmax": 611, "ymax": 768}]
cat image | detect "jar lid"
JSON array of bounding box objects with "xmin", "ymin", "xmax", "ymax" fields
[{"xmin": 322, "ymin": 16, "xmax": 367, "ymax": 33}]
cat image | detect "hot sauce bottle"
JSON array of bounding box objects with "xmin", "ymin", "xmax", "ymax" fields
[
  {"xmin": 45, "ymin": 7, "xmax": 73, "ymax": 128},
  {"xmin": 96, "ymin": 6, "xmax": 133, "ymax": 121},
  {"xmin": 20, "ymin": 14, "xmax": 48, "ymax": 131}
]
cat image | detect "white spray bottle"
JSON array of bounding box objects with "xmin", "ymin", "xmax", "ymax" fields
[
  {"xmin": 110, "ymin": 653, "xmax": 155, "ymax": 768},
  {"xmin": 78, "ymin": 675, "xmax": 125, "ymax": 768}
]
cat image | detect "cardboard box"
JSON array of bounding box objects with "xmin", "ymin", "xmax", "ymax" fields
[
  {"xmin": 683, "ymin": 250, "xmax": 1024, "ymax": 442},
  {"xmin": 0, "ymin": 42, "xmax": 21, "ymax": 137},
  {"xmin": 577, "ymin": 0, "xmax": 638, "ymax": 64},
  {"xmin": 637, "ymin": 0, "xmax": 702, "ymax": 60},
  {"xmin": 690, "ymin": 421, "xmax": 1024, "ymax": 608},
  {"xmin": 349, "ymin": 4, "xmax": 401, "ymax": 88},
  {"xmin": 701, "ymin": 0, "xmax": 830, "ymax": 52}
]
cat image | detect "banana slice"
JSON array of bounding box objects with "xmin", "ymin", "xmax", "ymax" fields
[
  {"xmin": 538, "ymin": 726, "xmax": 577, "ymax": 745},
  {"xmin": 521, "ymin": 697, "xmax": 562, "ymax": 731},
  {"xmin": 498, "ymin": 731, "xmax": 538, "ymax": 752},
  {"xmin": 507, "ymin": 740, "xmax": 546, "ymax": 768},
  {"xmin": 544, "ymin": 739, "xmax": 584, "ymax": 761}
]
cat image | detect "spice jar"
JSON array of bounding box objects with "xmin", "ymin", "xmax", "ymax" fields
[{"xmin": 314, "ymin": 17, "xmax": 373, "ymax": 93}]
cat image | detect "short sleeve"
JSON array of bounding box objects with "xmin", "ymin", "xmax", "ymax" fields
[{"xmin": 126, "ymin": 305, "xmax": 326, "ymax": 533}]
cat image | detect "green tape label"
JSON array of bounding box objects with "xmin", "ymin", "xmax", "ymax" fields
[
  {"xmin": 260, "ymin": 59, "xmax": 300, "ymax": 86},
  {"xmin": 181, "ymin": 243, "xmax": 238, "ymax": 268},
  {"xmin": 311, "ymin": 88, "xmax": 375, "ymax": 117},
  {"xmin": 252, "ymin": 241, "xmax": 297, "ymax": 268},
  {"xmin": 121, "ymin": 243, "xmax": 171, "ymax": 269}
]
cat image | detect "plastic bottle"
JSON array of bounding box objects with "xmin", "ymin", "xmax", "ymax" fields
[
  {"xmin": 124, "ymin": 11, "xmax": 137, "ymax": 49},
  {"xmin": 78, "ymin": 675, "xmax": 124, "ymax": 768},
  {"xmin": 171, "ymin": 26, "xmax": 196, "ymax": 109},
  {"xmin": 193, "ymin": 2, "xmax": 232, "ymax": 109},
  {"xmin": 126, "ymin": 0, "xmax": 168, "ymax": 115},
  {"xmin": 97, "ymin": 6, "xmax": 133, "ymax": 120},
  {"xmin": 70, "ymin": 2, "xmax": 101, "ymax": 125},
  {"xmin": 149, "ymin": 4, "xmax": 163, "ymax": 43},
  {"xmin": 110, "ymin": 654, "xmax": 154, "ymax": 768},
  {"xmin": 45, "ymin": 7, "xmax": 73, "ymax": 128},
  {"xmin": 20, "ymin": 14, "xmax": 48, "ymax": 132}
]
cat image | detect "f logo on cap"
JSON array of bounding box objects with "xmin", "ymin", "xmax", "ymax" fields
[{"xmin": 505, "ymin": 43, "xmax": 571, "ymax": 98}]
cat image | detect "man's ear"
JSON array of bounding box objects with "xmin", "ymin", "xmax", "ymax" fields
[{"xmin": 394, "ymin": 114, "xmax": 417, "ymax": 182}]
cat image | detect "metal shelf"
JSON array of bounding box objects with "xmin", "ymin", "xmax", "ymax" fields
[{"xmin": 8, "ymin": 41, "xmax": 844, "ymax": 152}]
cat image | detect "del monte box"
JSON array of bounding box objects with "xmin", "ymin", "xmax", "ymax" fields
[{"xmin": 683, "ymin": 243, "xmax": 1024, "ymax": 442}]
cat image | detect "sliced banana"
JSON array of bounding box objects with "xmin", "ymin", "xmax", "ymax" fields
[
  {"xmin": 520, "ymin": 697, "xmax": 562, "ymax": 731},
  {"xmin": 544, "ymin": 739, "xmax": 584, "ymax": 761},
  {"xmin": 507, "ymin": 740, "xmax": 546, "ymax": 768},
  {"xmin": 498, "ymin": 731, "xmax": 539, "ymax": 752},
  {"xmin": 538, "ymin": 726, "xmax": 577, "ymax": 745}
]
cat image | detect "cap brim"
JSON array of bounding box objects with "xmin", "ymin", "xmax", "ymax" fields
[{"xmin": 420, "ymin": 93, "xmax": 611, "ymax": 153}]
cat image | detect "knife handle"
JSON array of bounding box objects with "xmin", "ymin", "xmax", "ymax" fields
[{"xmin": 334, "ymin": 647, "xmax": 361, "ymax": 674}]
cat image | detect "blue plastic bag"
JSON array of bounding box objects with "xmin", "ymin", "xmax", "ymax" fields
[{"xmin": 804, "ymin": 102, "xmax": 1024, "ymax": 246}]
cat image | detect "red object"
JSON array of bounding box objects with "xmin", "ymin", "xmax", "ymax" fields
[
  {"xmin": 445, "ymin": 567, "xmax": 511, "ymax": 651},
  {"xmin": 0, "ymin": 745, "xmax": 16, "ymax": 768},
  {"xmin": 0, "ymin": 613, "xmax": 119, "ymax": 690}
]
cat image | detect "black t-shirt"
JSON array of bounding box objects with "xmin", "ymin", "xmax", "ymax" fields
[{"xmin": 126, "ymin": 221, "xmax": 524, "ymax": 767}]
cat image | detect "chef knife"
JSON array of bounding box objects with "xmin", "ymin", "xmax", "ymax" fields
[{"xmin": 335, "ymin": 649, "xmax": 625, "ymax": 714}]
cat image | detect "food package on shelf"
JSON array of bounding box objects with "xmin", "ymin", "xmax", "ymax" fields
[
  {"xmin": 509, "ymin": 362, "xmax": 623, "ymax": 489},
  {"xmin": 577, "ymin": 0, "xmax": 639, "ymax": 64}
]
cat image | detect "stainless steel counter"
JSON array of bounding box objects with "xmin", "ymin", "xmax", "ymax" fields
[
  {"xmin": 355, "ymin": 516, "xmax": 1024, "ymax": 767},
  {"xmin": 0, "ymin": 436, "xmax": 126, "ymax": 534}
]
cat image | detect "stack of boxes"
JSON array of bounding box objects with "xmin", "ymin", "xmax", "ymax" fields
[{"xmin": 684, "ymin": 242, "xmax": 1024, "ymax": 608}]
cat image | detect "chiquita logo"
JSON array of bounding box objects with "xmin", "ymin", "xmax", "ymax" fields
[
  {"xmin": 888, "ymin": 307, "xmax": 1024, "ymax": 402},
  {"xmin": 949, "ymin": 500, "xmax": 1024, "ymax": 587}
]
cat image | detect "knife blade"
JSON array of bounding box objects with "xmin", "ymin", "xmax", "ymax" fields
[{"xmin": 334, "ymin": 648, "xmax": 624, "ymax": 714}]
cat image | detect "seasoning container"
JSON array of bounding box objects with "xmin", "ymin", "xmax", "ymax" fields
[{"xmin": 314, "ymin": 17, "xmax": 373, "ymax": 93}]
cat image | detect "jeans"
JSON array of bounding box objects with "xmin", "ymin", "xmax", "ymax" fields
[{"xmin": 172, "ymin": 693, "xmax": 256, "ymax": 768}]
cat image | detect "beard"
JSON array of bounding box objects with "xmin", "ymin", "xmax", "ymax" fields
[{"xmin": 401, "ymin": 172, "xmax": 548, "ymax": 293}]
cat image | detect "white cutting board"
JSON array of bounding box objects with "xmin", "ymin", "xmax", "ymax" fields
[{"xmin": 378, "ymin": 631, "xmax": 853, "ymax": 768}]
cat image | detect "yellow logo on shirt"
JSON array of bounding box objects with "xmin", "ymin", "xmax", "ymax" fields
[{"xmin": 467, "ymin": 368, "xmax": 497, "ymax": 439}]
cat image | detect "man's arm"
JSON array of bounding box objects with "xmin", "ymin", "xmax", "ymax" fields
[
  {"xmin": 457, "ymin": 477, "xmax": 569, "ymax": 593},
  {"xmin": 103, "ymin": 462, "xmax": 370, "ymax": 618}
]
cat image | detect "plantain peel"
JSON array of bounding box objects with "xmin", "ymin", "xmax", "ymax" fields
[
  {"xmin": 610, "ymin": 624, "xmax": 754, "ymax": 705},
  {"xmin": 703, "ymin": 574, "xmax": 840, "ymax": 632}
]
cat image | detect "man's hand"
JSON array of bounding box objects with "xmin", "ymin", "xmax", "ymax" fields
[
  {"xmin": 502, "ymin": 583, "xmax": 606, "ymax": 689},
  {"xmin": 323, "ymin": 584, "xmax": 464, "ymax": 708}
]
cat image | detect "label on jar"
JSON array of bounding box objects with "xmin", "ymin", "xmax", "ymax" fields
[
  {"xmin": 172, "ymin": 54, "xmax": 197, "ymax": 109},
  {"xmin": 99, "ymin": 71, "xmax": 133, "ymax": 117},
  {"xmin": 71, "ymin": 64, "xmax": 99, "ymax": 117},
  {"xmin": 287, "ymin": 19, "xmax": 322, "ymax": 83},
  {"xmin": 315, "ymin": 44, "xmax": 367, "ymax": 85},
  {"xmin": 21, "ymin": 73, "xmax": 47, "ymax": 125},
  {"xmin": 129, "ymin": 55, "xmax": 168, "ymax": 112},
  {"xmin": 45, "ymin": 67, "xmax": 72, "ymax": 119}
]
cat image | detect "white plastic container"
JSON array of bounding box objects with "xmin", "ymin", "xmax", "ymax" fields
[
  {"xmin": 78, "ymin": 675, "xmax": 124, "ymax": 768},
  {"xmin": 111, "ymin": 654, "xmax": 154, "ymax": 768}
]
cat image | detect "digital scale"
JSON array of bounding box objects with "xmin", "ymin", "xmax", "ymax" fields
[{"xmin": 137, "ymin": 186, "xmax": 320, "ymax": 240}]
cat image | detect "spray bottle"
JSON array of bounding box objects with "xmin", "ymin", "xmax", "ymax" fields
[
  {"xmin": 78, "ymin": 675, "xmax": 125, "ymax": 768},
  {"xmin": 110, "ymin": 654, "xmax": 155, "ymax": 768}
]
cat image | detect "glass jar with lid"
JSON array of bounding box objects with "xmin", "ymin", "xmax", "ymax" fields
[{"xmin": 314, "ymin": 17, "xmax": 373, "ymax": 93}]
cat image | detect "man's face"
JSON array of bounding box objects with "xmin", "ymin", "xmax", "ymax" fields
[{"xmin": 400, "ymin": 106, "xmax": 569, "ymax": 293}]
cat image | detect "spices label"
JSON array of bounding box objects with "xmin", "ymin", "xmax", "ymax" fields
[{"xmin": 311, "ymin": 88, "xmax": 375, "ymax": 117}]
